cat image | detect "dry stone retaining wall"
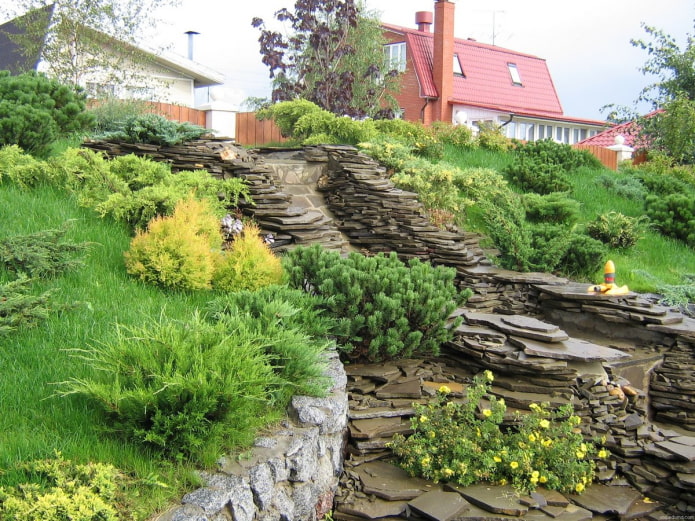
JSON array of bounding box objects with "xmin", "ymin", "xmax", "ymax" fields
[{"xmin": 157, "ymin": 352, "xmax": 348, "ymax": 521}]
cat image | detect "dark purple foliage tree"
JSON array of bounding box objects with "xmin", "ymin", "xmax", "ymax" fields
[{"xmin": 252, "ymin": 0, "xmax": 400, "ymax": 118}]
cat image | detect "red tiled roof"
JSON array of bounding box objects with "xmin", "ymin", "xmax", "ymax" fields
[
  {"xmin": 383, "ymin": 22, "xmax": 599, "ymax": 122},
  {"xmin": 576, "ymin": 111, "xmax": 661, "ymax": 147}
]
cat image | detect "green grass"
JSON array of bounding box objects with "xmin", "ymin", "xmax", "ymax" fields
[
  {"xmin": 443, "ymin": 145, "xmax": 695, "ymax": 294},
  {"xmin": 0, "ymin": 183, "xmax": 270, "ymax": 517}
]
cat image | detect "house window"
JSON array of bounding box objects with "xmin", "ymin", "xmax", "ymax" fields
[
  {"xmin": 453, "ymin": 53, "xmax": 464, "ymax": 76},
  {"xmin": 507, "ymin": 63, "xmax": 522, "ymax": 86},
  {"xmin": 125, "ymin": 85, "xmax": 155, "ymax": 101},
  {"xmin": 86, "ymin": 82, "xmax": 116, "ymax": 98},
  {"xmin": 384, "ymin": 42, "xmax": 406, "ymax": 72}
]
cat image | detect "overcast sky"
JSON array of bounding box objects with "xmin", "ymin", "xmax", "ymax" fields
[{"xmin": 153, "ymin": 1, "xmax": 691, "ymax": 120}]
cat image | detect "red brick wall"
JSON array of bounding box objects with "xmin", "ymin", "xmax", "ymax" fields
[
  {"xmin": 384, "ymin": 29, "xmax": 433, "ymax": 123},
  {"xmin": 432, "ymin": 0, "xmax": 454, "ymax": 123}
]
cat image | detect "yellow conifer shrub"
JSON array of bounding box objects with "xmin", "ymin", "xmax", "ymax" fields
[
  {"xmin": 124, "ymin": 196, "xmax": 222, "ymax": 290},
  {"xmin": 212, "ymin": 222, "xmax": 283, "ymax": 292}
]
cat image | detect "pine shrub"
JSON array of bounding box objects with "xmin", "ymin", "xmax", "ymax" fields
[
  {"xmin": 523, "ymin": 192, "xmax": 580, "ymax": 225},
  {"xmin": 558, "ymin": 234, "xmax": 607, "ymax": 278},
  {"xmin": 645, "ymin": 193, "xmax": 695, "ymax": 246},
  {"xmin": 0, "ymin": 71, "xmax": 93, "ymax": 157},
  {"xmin": 124, "ymin": 197, "xmax": 222, "ymax": 290},
  {"xmin": 505, "ymin": 156, "xmax": 571, "ymax": 194},
  {"xmin": 212, "ymin": 222, "xmax": 284, "ymax": 292},
  {"xmin": 283, "ymin": 245, "xmax": 464, "ymax": 362}
]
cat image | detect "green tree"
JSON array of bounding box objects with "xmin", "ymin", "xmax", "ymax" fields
[
  {"xmin": 628, "ymin": 21, "xmax": 695, "ymax": 163},
  {"xmin": 0, "ymin": 71, "xmax": 93, "ymax": 156},
  {"xmin": 0, "ymin": 0, "xmax": 178, "ymax": 89},
  {"xmin": 252, "ymin": 0, "xmax": 400, "ymax": 118}
]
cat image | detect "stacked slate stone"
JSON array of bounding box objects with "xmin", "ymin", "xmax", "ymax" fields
[
  {"xmin": 315, "ymin": 145, "xmax": 484, "ymax": 269},
  {"xmin": 82, "ymin": 139, "xmax": 349, "ymax": 252},
  {"xmin": 445, "ymin": 309, "xmax": 695, "ymax": 513},
  {"xmin": 647, "ymin": 322, "xmax": 695, "ymax": 431}
]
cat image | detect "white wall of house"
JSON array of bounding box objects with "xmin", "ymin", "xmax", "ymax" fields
[{"xmin": 452, "ymin": 104, "xmax": 602, "ymax": 144}]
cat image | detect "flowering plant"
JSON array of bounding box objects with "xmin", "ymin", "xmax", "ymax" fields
[{"xmin": 388, "ymin": 370, "xmax": 606, "ymax": 494}]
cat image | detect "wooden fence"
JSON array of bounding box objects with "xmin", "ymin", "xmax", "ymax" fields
[
  {"xmin": 572, "ymin": 144, "xmax": 618, "ymax": 171},
  {"xmin": 150, "ymin": 102, "xmax": 206, "ymax": 127},
  {"xmin": 87, "ymin": 100, "xmax": 207, "ymax": 127},
  {"xmin": 235, "ymin": 112, "xmax": 287, "ymax": 146}
]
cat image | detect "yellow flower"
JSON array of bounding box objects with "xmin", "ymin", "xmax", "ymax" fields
[
  {"xmin": 499, "ymin": 478, "xmax": 507, "ymax": 486},
  {"xmin": 510, "ymin": 461, "xmax": 519, "ymax": 469},
  {"xmin": 484, "ymin": 370, "xmax": 494, "ymax": 382},
  {"xmin": 580, "ymin": 443, "xmax": 587, "ymax": 452},
  {"xmin": 476, "ymin": 427, "xmax": 482, "ymax": 437},
  {"xmin": 539, "ymin": 475, "xmax": 548, "ymax": 484},
  {"xmin": 569, "ymin": 415, "xmax": 582, "ymax": 426},
  {"xmin": 428, "ymin": 430, "xmax": 436, "ymax": 439},
  {"xmin": 518, "ymin": 442, "xmax": 527, "ymax": 449},
  {"xmin": 530, "ymin": 476, "xmax": 538, "ymax": 485},
  {"xmin": 482, "ymin": 409, "xmax": 492, "ymax": 418},
  {"xmin": 442, "ymin": 468, "xmax": 454, "ymax": 478},
  {"xmin": 493, "ymin": 456, "xmax": 502, "ymax": 463},
  {"xmin": 529, "ymin": 403, "xmax": 541, "ymax": 412},
  {"xmin": 575, "ymin": 482, "xmax": 585, "ymax": 493},
  {"xmin": 576, "ymin": 451, "xmax": 586, "ymax": 459},
  {"xmin": 421, "ymin": 456, "xmax": 431, "ymax": 467},
  {"xmin": 419, "ymin": 415, "xmax": 428, "ymax": 423},
  {"xmin": 539, "ymin": 419, "xmax": 550, "ymax": 429},
  {"xmin": 438, "ymin": 385, "xmax": 451, "ymax": 395},
  {"xmin": 531, "ymin": 470, "xmax": 540, "ymax": 479},
  {"xmin": 542, "ymin": 439, "xmax": 553, "ymax": 448},
  {"xmin": 598, "ymin": 449, "xmax": 609, "ymax": 459},
  {"xmin": 528, "ymin": 434, "xmax": 537, "ymax": 442}
]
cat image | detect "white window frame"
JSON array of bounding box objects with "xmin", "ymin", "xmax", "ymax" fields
[
  {"xmin": 384, "ymin": 42, "xmax": 406, "ymax": 73},
  {"xmin": 453, "ymin": 53, "xmax": 464, "ymax": 76},
  {"xmin": 507, "ymin": 63, "xmax": 522, "ymax": 86}
]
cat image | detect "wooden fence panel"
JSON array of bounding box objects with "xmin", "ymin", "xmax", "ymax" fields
[
  {"xmin": 235, "ymin": 112, "xmax": 287, "ymax": 146},
  {"xmin": 573, "ymin": 144, "xmax": 618, "ymax": 170}
]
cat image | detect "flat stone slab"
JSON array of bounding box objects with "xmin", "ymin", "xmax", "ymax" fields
[
  {"xmin": 524, "ymin": 504, "xmax": 593, "ymax": 521},
  {"xmin": 463, "ymin": 312, "xmax": 569, "ymax": 343},
  {"xmin": 337, "ymin": 496, "xmax": 407, "ymax": 519},
  {"xmin": 501, "ymin": 315, "xmax": 561, "ymax": 333},
  {"xmin": 567, "ymin": 484, "xmax": 642, "ymax": 515},
  {"xmin": 408, "ymin": 489, "xmax": 470, "ymax": 521},
  {"xmin": 376, "ymin": 378, "xmax": 422, "ymax": 399},
  {"xmin": 655, "ymin": 440, "xmax": 695, "ymax": 461},
  {"xmin": 356, "ymin": 461, "xmax": 433, "ymax": 501},
  {"xmin": 349, "ymin": 417, "xmax": 412, "ymax": 440},
  {"xmin": 511, "ymin": 336, "xmax": 630, "ymax": 362},
  {"xmin": 446, "ymin": 484, "xmax": 529, "ymax": 516}
]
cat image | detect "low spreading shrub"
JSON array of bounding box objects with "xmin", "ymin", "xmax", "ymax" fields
[
  {"xmin": 522, "ymin": 192, "xmax": 580, "ymax": 225},
  {"xmin": 389, "ymin": 371, "xmax": 606, "ymax": 494},
  {"xmin": 373, "ymin": 118, "xmax": 443, "ymax": 160},
  {"xmin": 0, "ymin": 453, "xmax": 124, "ymax": 521},
  {"xmin": 97, "ymin": 113, "xmax": 208, "ymax": 146},
  {"xmin": 597, "ymin": 173, "xmax": 647, "ymax": 201},
  {"xmin": 0, "ymin": 222, "xmax": 90, "ymax": 278},
  {"xmin": 557, "ymin": 234, "xmax": 607, "ymax": 278},
  {"xmin": 0, "ymin": 277, "xmax": 55, "ymax": 336},
  {"xmin": 124, "ymin": 197, "xmax": 221, "ymax": 290},
  {"xmin": 58, "ymin": 314, "xmax": 279, "ymax": 463},
  {"xmin": 283, "ymin": 245, "xmax": 467, "ymax": 362},
  {"xmin": 586, "ymin": 211, "xmax": 647, "ymax": 249}
]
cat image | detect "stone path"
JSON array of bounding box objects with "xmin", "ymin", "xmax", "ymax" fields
[{"xmin": 333, "ymin": 310, "xmax": 695, "ymax": 520}]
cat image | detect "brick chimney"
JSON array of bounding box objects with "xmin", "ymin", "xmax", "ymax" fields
[
  {"xmin": 415, "ymin": 11, "xmax": 433, "ymax": 32},
  {"xmin": 433, "ymin": 0, "xmax": 455, "ymax": 123}
]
